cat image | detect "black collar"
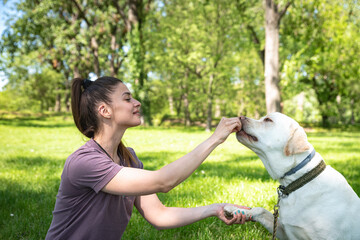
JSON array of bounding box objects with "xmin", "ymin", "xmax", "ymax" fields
[{"xmin": 278, "ymin": 159, "xmax": 326, "ymax": 196}]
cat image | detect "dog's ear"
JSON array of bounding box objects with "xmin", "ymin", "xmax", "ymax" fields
[{"xmin": 284, "ymin": 127, "xmax": 310, "ymax": 156}]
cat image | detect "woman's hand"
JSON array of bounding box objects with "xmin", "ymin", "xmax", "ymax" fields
[
  {"xmin": 211, "ymin": 117, "xmax": 242, "ymax": 144},
  {"xmin": 215, "ymin": 203, "xmax": 251, "ymax": 225}
]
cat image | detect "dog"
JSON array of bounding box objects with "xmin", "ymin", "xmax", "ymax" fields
[{"xmin": 224, "ymin": 112, "xmax": 360, "ymax": 240}]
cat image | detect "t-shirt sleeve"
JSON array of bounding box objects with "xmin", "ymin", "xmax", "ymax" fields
[{"xmin": 67, "ymin": 149, "xmax": 123, "ymax": 194}]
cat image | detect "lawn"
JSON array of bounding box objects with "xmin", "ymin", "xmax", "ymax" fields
[{"xmin": 1, "ymin": 115, "xmax": 359, "ymax": 240}]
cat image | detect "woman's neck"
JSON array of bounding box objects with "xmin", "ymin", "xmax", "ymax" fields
[{"xmin": 94, "ymin": 129, "xmax": 125, "ymax": 164}]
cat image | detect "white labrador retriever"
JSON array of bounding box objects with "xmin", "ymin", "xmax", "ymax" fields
[{"xmin": 225, "ymin": 112, "xmax": 360, "ymax": 240}]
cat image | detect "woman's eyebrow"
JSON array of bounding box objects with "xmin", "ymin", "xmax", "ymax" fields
[{"xmin": 122, "ymin": 92, "xmax": 131, "ymax": 96}]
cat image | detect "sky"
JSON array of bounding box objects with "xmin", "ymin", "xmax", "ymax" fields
[{"xmin": 0, "ymin": 0, "xmax": 17, "ymax": 91}]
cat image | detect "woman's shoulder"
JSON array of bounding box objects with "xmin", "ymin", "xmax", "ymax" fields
[
  {"xmin": 66, "ymin": 139, "xmax": 106, "ymax": 165},
  {"xmin": 72, "ymin": 139, "xmax": 101, "ymax": 154}
]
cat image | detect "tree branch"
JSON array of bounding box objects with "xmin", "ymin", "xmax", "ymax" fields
[
  {"xmin": 247, "ymin": 25, "xmax": 265, "ymax": 66},
  {"xmin": 112, "ymin": 0, "xmax": 129, "ymax": 29},
  {"xmin": 71, "ymin": 0, "xmax": 91, "ymax": 26},
  {"xmin": 175, "ymin": 57, "xmax": 205, "ymax": 79},
  {"xmin": 278, "ymin": 1, "xmax": 293, "ymax": 20},
  {"xmin": 145, "ymin": 0, "xmax": 153, "ymax": 13},
  {"xmin": 247, "ymin": 25, "xmax": 260, "ymax": 45}
]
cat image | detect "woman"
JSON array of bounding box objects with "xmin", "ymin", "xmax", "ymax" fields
[{"xmin": 46, "ymin": 76, "xmax": 249, "ymax": 240}]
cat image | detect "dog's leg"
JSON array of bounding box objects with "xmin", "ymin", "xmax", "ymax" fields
[{"xmin": 224, "ymin": 206, "xmax": 286, "ymax": 239}]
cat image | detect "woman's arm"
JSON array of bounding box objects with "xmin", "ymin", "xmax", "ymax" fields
[
  {"xmin": 102, "ymin": 117, "xmax": 241, "ymax": 196},
  {"xmin": 134, "ymin": 194, "xmax": 249, "ymax": 229}
]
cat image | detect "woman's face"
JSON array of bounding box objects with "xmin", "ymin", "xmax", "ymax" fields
[{"xmin": 109, "ymin": 82, "xmax": 142, "ymax": 128}]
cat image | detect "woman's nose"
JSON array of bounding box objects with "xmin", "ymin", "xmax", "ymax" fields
[{"xmin": 134, "ymin": 99, "xmax": 141, "ymax": 107}]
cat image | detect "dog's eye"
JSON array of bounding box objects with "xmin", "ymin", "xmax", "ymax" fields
[{"xmin": 264, "ymin": 118, "xmax": 273, "ymax": 122}]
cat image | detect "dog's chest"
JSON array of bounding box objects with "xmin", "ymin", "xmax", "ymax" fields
[{"xmin": 278, "ymin": 168, "xmax": 358, "ymax": 239}]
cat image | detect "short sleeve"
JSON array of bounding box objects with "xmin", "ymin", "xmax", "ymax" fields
[{"xmin": 66, "ymin": 149, "xmax": 123, "ymax": 193}]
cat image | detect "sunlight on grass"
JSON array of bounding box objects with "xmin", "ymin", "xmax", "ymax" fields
[{"xmin": 1, "ymin": 116, "xmax": 359, "ymax": 239}]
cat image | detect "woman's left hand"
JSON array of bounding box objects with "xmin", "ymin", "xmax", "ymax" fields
[{"xmin": 215, "ymin": 203, "xmax": 251, "ymax": 225}]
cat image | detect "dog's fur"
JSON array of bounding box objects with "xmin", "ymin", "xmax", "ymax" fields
[{"xmin": 225, "ymin": 112, "xmax": 360, "ymax": 240}]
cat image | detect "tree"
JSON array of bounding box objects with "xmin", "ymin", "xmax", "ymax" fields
[
  {"xmin": 281, "ymin": 0, "xmax": 360, "ymax": 126},
  {"xmin": 151, "ymin": 0, "xmax": 243, "ymax": 130},
  {"xmin": 0, "ymin": 0, "xmax": 154, "ymax": 117},
  {"xmin": 264, "ymin": 0, "xmax": 292, "ymax": 113}
]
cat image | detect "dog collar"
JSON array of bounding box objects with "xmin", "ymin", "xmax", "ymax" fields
[
  {"xmin": 281, "ymin": 149, "xmax": 316, "ymax": 179},
  {"xmin": 279, "ymin": 159, "xmax": 326, "ymax": 196}
]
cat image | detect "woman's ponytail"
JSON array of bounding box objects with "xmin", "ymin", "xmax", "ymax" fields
[
  {"xmin": 71, "ymin": 78, "xmax": 97, "ymax": 138},
  {"xmin": 71, "ymin": 78, "xmax": 84, "ymax": 134},
  {"xmin": 119, "ymin": 142, "xmax": 138, "ymax": 167}
]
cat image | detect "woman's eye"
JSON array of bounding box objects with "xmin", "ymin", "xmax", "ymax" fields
[
  {"xmin": 126, "ymin": 98, "xmax": 131, "ymax": 102},
  {"xmin": 264, "ymin": 118, "xmax": 273, "ymax": 122}
]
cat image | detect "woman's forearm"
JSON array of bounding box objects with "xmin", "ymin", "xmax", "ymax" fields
[
  {"xmin": 102, "ymin": 136, "xmax": 221, "ymax": 196},
  {"xmin": 158, "ymin": 136, "xmax": 220, "ymax": 192},
  {"xmin": 152, "ymin": 204, "xmax": 219, "ymax": 230}
]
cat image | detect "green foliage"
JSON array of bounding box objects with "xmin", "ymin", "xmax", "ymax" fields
[
  {"xmin": 0, "ymin": 0, "xmax": 359, "ymax": 125},
  {"xmin": 1, "ymin": 115, "xmax": 360, "ymax": 239},
  {"xmin": 281, "ymin": 0, "xmax": 360, "ymax": 125},
  {"xmin": 0, "ymin": 51, "xmax": 64, "ymax": 112}
]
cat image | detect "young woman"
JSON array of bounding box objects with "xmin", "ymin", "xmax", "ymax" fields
[{"xmin": 46, "ymin": 76, "xmax": 249, "ymax": 240}]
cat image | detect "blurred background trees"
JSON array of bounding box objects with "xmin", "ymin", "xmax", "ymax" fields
[{"xmin": 0, "ymin": 0, "xmax": 359, "ymax": 127}]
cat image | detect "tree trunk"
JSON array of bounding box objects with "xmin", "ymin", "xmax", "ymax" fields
[
  {"xmin": 175, "ymin": 96, "xmax": 182, "ymax": 117},
  {"xmin": 206, "ymin": 74, "xmax": 214, "ymax": 132},
  {"xmin": 64, "ymin": 92, "xmax": 70, "ymax": 112},
  {"xmin": 264, "ymin": 0, "xmax": 292, "ymax": 114},
  {"xmin": 128, "ymin": 0, "xmax": 153, "ymax": 126},
  {"xmin": 91, "ymin": 37, "xmax": 100, "ymax": 77},
  {"xmin": 63, "ymin": 70, "xmax": 71, "ymax": 112},
  {"xmin": 214, "ymin": 98, "xmax": 221, "ymax": 118},
  {"xmin": 322, "ymin": 114, "xmax": 330, "ymax": 128},
  {"xmin": 168, "ymin": 94, "xmax": 175, "ymax": 115},
  {"xmin": 73, "ymin": 66, "xmax": 81, "ymax": 78},
  {"xmin": 142, "ymin": 91, "xmax": 152, "ymax": 126},
  {"xmin": 265, "ymin": 0, "xmax": 281, "ymax": 113},
  {"xmin": 183, "ymin": 93, "xmax": 190, "ymax": 126},
  {"xmin": 336, "ymin": 95, "xmax": 346, "ymax": 124},
  {"xmin": 350, "ymin": 98, "xmax": 355, "ymax": 125},
  {"xmin": 110, "ymin": 33, "xmax": 118, "ymax": 77},
  {"xmin": 55, "ymin": 91, "xmax": 61, "ymax": 112},
  {"xmin": 182, "ymin": 68, "xmax": 191, "ymax": 126},
  {"xmin": 296, "ymin": 91, "xmax": 305, "ymax": 121}
]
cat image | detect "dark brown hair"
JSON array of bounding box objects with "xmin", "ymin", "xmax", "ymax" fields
[{"xmin": 71, "ymin": 76, "xmax": 137, "ymax": 167}]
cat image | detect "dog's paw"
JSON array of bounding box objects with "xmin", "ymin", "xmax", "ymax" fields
[
  {"xmin": 224, "ymin": 206, "xmax": 268, "ymax": 222},
  {"xmin": 224, "ymin": 205, "xmax": 252, "ymax": 220}
]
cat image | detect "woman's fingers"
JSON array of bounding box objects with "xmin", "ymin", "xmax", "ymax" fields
[
  {"xmin": 213, "ymin": 117, "xmax": 242, "ymax": 144},
  {"xmin": 220, "ymin": 203, "xmax": 250, "ymax": 225}
]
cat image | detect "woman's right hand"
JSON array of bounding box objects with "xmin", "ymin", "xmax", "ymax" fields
[
  {"xmin": 211, "ymin": 117, "xmax": 242, "ymax": 144},
  {"xmin": 215, "ymin": 203, "xmax": 251, "ymax": 225}
]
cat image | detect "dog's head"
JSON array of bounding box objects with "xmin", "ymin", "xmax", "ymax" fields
[{"xmin": 236, "ymin": 112, "xmax": 311, "ymax": 179}]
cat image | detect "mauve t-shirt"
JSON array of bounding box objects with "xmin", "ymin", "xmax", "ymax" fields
[{"xmin": 45, "ymin": 139, "xmax": 143, "ymax": 240}]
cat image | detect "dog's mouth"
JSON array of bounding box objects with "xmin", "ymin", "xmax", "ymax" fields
[{"xmin": 237, "ymin": 129, "xmax": 258, "ymax": 142}]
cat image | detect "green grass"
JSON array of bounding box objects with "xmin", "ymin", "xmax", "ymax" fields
[{"xmin": 1, "ymin": 116, "xmax": 359, "ymax": 239}]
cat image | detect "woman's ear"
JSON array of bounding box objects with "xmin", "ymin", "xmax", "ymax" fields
[{"xmin": 98, "ymin": 104, "xmax": 112, "ymax": 119}]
